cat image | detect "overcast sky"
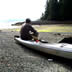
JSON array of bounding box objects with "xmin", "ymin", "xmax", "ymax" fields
[{"xmin": 0, "ymin": 0, "xmax": 46, "ymax": 22}]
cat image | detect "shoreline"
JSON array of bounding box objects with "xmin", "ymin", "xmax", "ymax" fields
[{"xmin": 1, "ymin": 24, "xmax": 72, "ymax": 32}]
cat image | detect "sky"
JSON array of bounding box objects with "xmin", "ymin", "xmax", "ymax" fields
[{"xmin": 0, "ymin": 0, "xmax": 46, "ymax": 23}]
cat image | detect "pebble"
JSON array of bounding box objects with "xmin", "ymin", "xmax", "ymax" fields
[{"xmin": 48, "ymin": 59, "xmax": 53, "ymax": 62}]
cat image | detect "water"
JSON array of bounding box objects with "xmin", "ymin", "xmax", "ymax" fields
[{"xmin": 0, "ymin": 22, "xmax": 20, "ymax": 29}]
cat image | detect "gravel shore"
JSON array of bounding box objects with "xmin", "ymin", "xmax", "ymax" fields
[{"xmin": 0, "ymin": 30, "xmax": 72, "ymax": 72}]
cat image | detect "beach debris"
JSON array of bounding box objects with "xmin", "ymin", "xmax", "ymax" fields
[
  {"xmin": 54, "ymin": 33, "xmax": 61, "ymax": 36},
  {"xmin": 59, "ymin": 37, "xmax": 72, "ymax": 44},
  {"xmin": 48, "ymin": 59, "xmax": 53, "ymax": 62},
  {"xmin": 7, "ymin": 64, "xmax": 11, "ymax": 67}
]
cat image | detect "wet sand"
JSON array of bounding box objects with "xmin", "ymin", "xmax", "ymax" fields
[{"xmin": 0, "ymin": 30, "xmax": 72, "ymax": 72}]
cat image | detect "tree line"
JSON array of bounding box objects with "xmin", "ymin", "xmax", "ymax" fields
[{"xmin": 41, "ymin": 0, "xmax": 72, "ymax": 21}]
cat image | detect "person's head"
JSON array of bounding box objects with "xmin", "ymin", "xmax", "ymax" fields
[{"xmin": 26, "ymin": 18, "xmax": 31, "ymax": 23}]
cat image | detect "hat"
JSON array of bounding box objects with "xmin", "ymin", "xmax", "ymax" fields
[{"xmin": 26, "ymin": 18, "xmax": 31, "ymax": 23}]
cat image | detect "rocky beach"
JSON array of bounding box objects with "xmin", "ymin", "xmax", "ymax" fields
[{"xmin": 0, "ymin": 29, "xmax": 72, "ymax": 72}]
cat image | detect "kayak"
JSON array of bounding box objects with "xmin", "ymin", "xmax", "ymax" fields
[{"xmin": 14, "ymin": 36, "xmax": 72, "ymax": 59}]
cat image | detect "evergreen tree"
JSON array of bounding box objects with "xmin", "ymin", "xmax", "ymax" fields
[
  {"xmin": 41, "ymin": 0, "xmax": 72, "ymax": 21},
  {"xmin": 41, "ymin": 0, "xmax": 59, "ymax": 20},
  {"xmin": 49, "ymin": 0, "xmax": 59, "ymax": 20},
  {"xmin": 58, "ymin": 0, "xmax": 64, "ymax": 20},
  {"xmin": 64, "ymin": 0, "xmax": 72, "ymax": 20},
  {"xmin": 41, "ymin": 0, "xmax": 49, "ymax": 20}
]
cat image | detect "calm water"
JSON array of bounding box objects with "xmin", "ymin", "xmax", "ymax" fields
[{"xmin": 0, "ymin": 22, "xmax": 20, "ymax": 29}]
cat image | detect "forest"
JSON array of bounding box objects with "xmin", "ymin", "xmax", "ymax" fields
[{"xmin": 41, "ymin": 0, "xmax": 72, "ymax": 21}]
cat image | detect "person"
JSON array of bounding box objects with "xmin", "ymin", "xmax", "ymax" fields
[{"xmin": 20, "ymin": 18, "xmax": 39, "ymax": 41}]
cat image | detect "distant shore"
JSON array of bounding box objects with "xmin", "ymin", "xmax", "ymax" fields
[{"xmin": 12, "ymin": 21, "xmax": 72, "ymax": 26}]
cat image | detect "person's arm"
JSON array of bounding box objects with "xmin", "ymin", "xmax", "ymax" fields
[{"xmin": 29, "ymin": 25, "xmax": 39, "ymax": 40}]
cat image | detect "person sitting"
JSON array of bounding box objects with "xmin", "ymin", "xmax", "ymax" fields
[{"xmin": 20, "ymin": 18, "xmax": 39, "ymax": 41}]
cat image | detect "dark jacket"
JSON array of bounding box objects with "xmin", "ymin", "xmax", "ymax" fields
[{"xmin": 20, "ymin": 24, "xmax": 38, "ymax": 40}]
